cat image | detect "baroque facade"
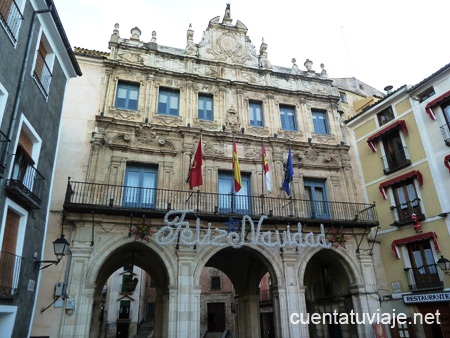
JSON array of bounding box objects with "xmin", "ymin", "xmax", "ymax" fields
[
  {"xmin": 346, "ymin": 63, "xmax": 450, "ymax": 337},
  {"xmin": 32, "ymin": 5, "xmax": 382, "ymax": 338},
  {"xmin": 0, "ymin": 0, "xmax": 81, "ymax": 337}
]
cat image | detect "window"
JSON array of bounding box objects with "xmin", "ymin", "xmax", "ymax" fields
[
  {"xmin": 377, "ymin": 107, "xmax": 395, "ymax": 126},
  {"xmin": 0, "ymin": 81, "xmax": 7, "ymax": 123},
  {"xmin": 115, "ymin": 81, "xmax": 139, "ymax": 111},
  {"xmin": 304, "ymin": 179, "xmax": 329, "ymax": 219},
  {"xmin": 0, "ymin": 200, "xmax": 27, "ymax": 298},
  {"xmin": 418, "ymin": 87, "xmax": 435, "ymax": 102},
  {"xmin": 218, "ymin": 171, "xmax": 251, "ymax": 214},
  {"xmin": 442, "ymin": 101, "xmax": 450, "ymax": 145},
  {"xmin": 0, "ymin": 0, "xmax": 24, "ymax": 44},
  {"xmin": 280, "ymin": 105, "xmax": 297, "ymax": 131},
  {"xmin": 8, "ymin": 124, "xmax": 44, "ymax": 206},
  {"xmin": 210, "ymin": 276, "xmax": 221, "ymax": 290},
  {"xmin": 198, "ymin": 94, "xmax": 213, "ymax": 120},
  {"xmin": 381, "ymin": 130, "xmax": 410, "ymax": 174},
  {"xmin": 33, "ymin": 36, "xmax": 54, "ymax": 97},
  {"xmin": 158, "ymin": 88, "xmax": 180, "ymax": 116},
  {"xmin": 406, "ymin": 241, "xmax": 441, "ymax": 290},
  {"xmin": 339, "ymin": 92, "xmax": 347, "ymax": 103},
  {"xmin": 119, "ymin": 300, "xmax": 131, "ymax": 319},
  {"xmin": 312, "ymin": 109, "xmax": 329, "ymax": 135},
  {"xmin": 123, "ymin": 164, "xmax": 157, "ymax": 208},
  {"xmin": 392, "ymin": 179, "xmax": 423, "ymax": 224},
  {"xmin": 249, "ymin": 101, "xmax": 263, "ymax": 127}
]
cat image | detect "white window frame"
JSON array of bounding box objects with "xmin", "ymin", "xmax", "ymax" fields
[
  {"xmin": 31, "ymin": 29, "xmax": 55, "ymax": 98},
  {"xmin": 387, "ymin": 178, "xmax": 423, "ymax": 223},
  {"xmin": 0, "ymin": 305, "xmax": 17, "ymax": 338},
  {"xmin": 0, "ymin": 81, "xmax": 8, "ymax": 123}
]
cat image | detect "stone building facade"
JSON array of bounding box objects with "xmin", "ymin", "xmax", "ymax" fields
[{"xmin": 32, "ymin": 5, "xmax": 382, "ymax": 338}]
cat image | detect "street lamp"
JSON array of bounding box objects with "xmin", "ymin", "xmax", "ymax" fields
[
  {"xmin": 34, "ymin": 234, "xmax": 70, "ymax": 270},
  {"xmin": 437, "ymin": 255, "xmax": 450, "ymax": 276}
]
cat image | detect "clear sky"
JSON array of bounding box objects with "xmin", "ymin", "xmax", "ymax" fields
[{"xmin": 55, "ymin": 0, "xmax": 449, "ymax": 93}]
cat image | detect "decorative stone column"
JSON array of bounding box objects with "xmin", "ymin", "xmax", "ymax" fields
[
  {"xmin": 174, "ymin": 247, "xmax": 199, "ymax": 338},
  {"xmin": 281, "ymin": 249, "xmax": 309, "ymax": 337},
  {"xmin": 59, "ymin": 245, "xmax": 94, "ymax": 338}
]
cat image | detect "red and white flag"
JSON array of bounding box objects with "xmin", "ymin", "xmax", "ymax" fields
[
  {"xmin": 189, "ymin": 136, "xmax": 203, "ymax": 189},
  {"xmin": 262, "ymin": 144, "xmax": 272, "ymax": 193}
]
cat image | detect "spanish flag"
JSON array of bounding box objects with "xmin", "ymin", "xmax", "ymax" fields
[
  {"xmin": 262, "ymin": 143, "xmax": 272, "ymax": 193},
  {"xmin": 233, "ymin": 139, "xmax": 242, "ymax": 192}
]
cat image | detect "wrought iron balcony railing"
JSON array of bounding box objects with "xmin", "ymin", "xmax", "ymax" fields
[
  {"xmin": 0, "ymin": 130, "xmax": 11, "ymax": 176},
  {"xmin": 381, "ymin": 146, "xmax": 411, "ymax": 174},
  {"xmin": 33, "ymin": 49, "xmax": 52, "ymax": 97},
  {"xmin": 0, "ymin": 0, "xmax": 23, "ymax": 44},
  {"xmin": 390, "ymin": 199, "xmax": 424, "ymax": 226},
  {"xmin": 64, "ymin": 180, "xmax": 379, "ymax": 227},
  {"xmin": 441, "ymin": 123, "xmax": 450, "ymax": 146},
  {"xmin": 404, "ymin": 264, "xmax": 443, "ymax": 291},
  {"xmin": 6, "ymin": 154, "xmax": 45, "ymax": 209},
  {"xmin": 0, "ymin": 251, "xmax": 23, "ymax": 299}
]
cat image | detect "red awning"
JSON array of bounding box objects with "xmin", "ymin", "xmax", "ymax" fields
[
  {"xmin": 445, "ymin": 154, "xmax": 450, "ymax": 173},
  {"xmin": 378, "ymin": 170, "xmax": 423, "ymax": 199},
  {"xmin": 367, "ymin": 120, "xmax": 408, "ymax": 152},
  {"xmin": 391, "ymin": 232, "xmax": 439, "ymax": 258},
  {"xmin": 425, "ymin": 90, "xmax": 450, "ymax": 120}
]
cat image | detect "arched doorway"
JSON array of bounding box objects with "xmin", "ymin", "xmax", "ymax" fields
[
  {"xmin": 90, "ymin": 241, "xmax": 170, "ymax": 338},
  {"xmin": 202, "ymin": 246, "xmax": 278, "ymax": 338},
  {"xmin": 304, "ymin": 250, "xmax": 358, "ymax": 338}
]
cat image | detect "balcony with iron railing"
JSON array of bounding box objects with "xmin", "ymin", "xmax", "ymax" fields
[
  {"xmin": 260, "ymin": 289, "xmax": 272, "ymax": 307},
  {"xmin": 0, "ymin": 0, "xmax": 23, "ymax": 44},
  {"xmin": 390, "ymin": 199, "xmax": 424, "ymax": 226},
  {"xmin": 6, "ymin": 154, "xmax": 45, "ymax": 209},
  {"xmin": 441, "ymin": 123, "xmax": 450, "ymax": 146},
  {"xmin": 33, "ymin": 50, "xmax": 52, "ymax": 97},
  {"xmin": 63, "ymin": 179, "xmax": 379, "ymax": 228},
  {"xmin": 0, "ymin": 130, "xmax": 11, "ymax": 177},
  {"xmin": 0, "ymin": 251, "xmax": 23, "ymax": 299},
  {"xmin": 381, "ymin": 146, "xmax": 411, "ymax": 174},
  {"xmin": 404, "ymin": 264, "xmax": 443, "ymax": 291}
]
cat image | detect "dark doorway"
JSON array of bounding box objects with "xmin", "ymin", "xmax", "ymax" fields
[
  {"xmin": 207, "ymin": 302, "xmax": 226, "ymax": 332},
  {"xmin": 116, "ymin": 323, "xmax": 129, "ymax": 338}
]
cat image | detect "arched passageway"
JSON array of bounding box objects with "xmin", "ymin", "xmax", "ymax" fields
[
  {"xmin": 90, "ymin": 241, "xmax": 170, "ymax": 338},
  {"xmin": 203, "ymin": 246, "xmax": 278, "ymax": 338},
  {"xmin": 304, "ymin": 250, "xmax": 358, "ymax": 338}
]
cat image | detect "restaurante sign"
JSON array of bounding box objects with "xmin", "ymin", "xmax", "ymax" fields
[{"xmin": 154, "ymin": 209, "xmax": 332, "ymax": 249}]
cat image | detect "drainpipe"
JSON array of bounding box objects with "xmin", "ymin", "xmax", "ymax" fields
[{"xmin": 2, "ymin": 3, "xmax": 54, "ymax": 171}]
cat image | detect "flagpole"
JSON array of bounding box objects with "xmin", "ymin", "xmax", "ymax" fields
[
  {"xmin": 232, "ymin": 133, "xmax": 235, "ymax": 195},
  {"xmin": 261, "ymin": 138, "xmax": 265, "ymax": 197},
  {"xmin": 196, "ymin": 130, "xmax": 202, "ymax": 212}
]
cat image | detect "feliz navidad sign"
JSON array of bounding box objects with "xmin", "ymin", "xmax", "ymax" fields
[{"xmin": 150, "ymin": 209, "xmax": 332, "ymax": 249}]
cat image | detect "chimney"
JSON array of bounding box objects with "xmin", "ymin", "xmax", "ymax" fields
[{"xmin": 384, "ymin": 85, "xmax": 393, "ymax": 95}]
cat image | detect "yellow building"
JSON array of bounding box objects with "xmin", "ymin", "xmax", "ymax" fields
[{"xmin": 346, "ymin": 63, "xmax": 450, "ymax": 338}]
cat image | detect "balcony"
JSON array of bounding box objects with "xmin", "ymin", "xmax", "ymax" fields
[
  {"xmin": 6, "ymin": 155, "xmax": 45, "ymax": 209},
  {"xmin": 390, "ymin": 199, "xmax": 424, "ymax": 226},
  {"xmin": 63, "ymin": 180, "xmax": 379, "ymax": 228},
  {"xmin": 0, "ymin": 251, "xmax": 23, "ymax": 299},
  {"xmin": 381, "ymin": 146, "xmax": 411, "ymax": 174},
  {"xmin": 0, "ymin": 0, "xmax": 23, "ymax": 44},
  {"xmin": 260, "ymin": 289, "xmax": 272, "ymax": 307},
  {"xmin": 33, "ymin": 50, "xmax": 52, "ymax": 98},
  {"xmin": 441, "ymin": 123, "xmax": 450, "ymax": 146},
  {"xmin": 405, "ymin": 264, "xmax": 443, "ymax": 291},
  {"xmin": 0, "ymin": 130, "xmax": 11, "ymax": 177}
]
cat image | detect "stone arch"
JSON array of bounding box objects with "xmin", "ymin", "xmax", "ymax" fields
[
  {"xmin": 82, "ymin": 236, "xmax": 176, "ymax": 338},
  {"xmin": 298, "ymin": 246, "xmax": 362, "ymax": 286},
  {"xmin": 193, "ymin": 244, "xmax": 283, "ymax": 338},
  {"xmin": 193, "ymin": 243, "xmax": 284, "ymax": 288}
]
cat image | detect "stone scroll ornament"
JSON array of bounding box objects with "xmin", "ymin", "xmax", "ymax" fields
[{"xmin": 154, "ymin": 209, "xmax": 332, "ymax": 250}]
